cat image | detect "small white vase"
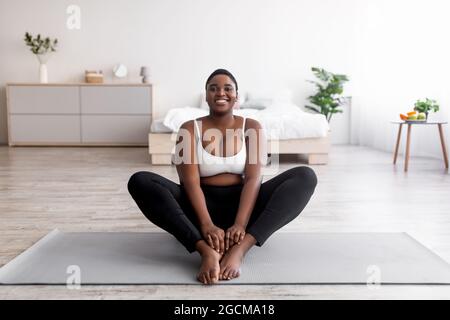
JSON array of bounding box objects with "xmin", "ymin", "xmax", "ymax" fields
[{"xmin": 36, "ymin": 53, "xmax": 51, "ymax": 83}]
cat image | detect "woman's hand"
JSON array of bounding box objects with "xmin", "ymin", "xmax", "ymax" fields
[
  {"xmin": 200, "ymin": 224, "xmax": 225, "ymax": 254},
  {"xmin": 225, "ymin": 224, "xmax": 246, "ymax": 251}
]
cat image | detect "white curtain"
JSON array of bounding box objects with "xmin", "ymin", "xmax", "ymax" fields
[{"xmin": 350, "ymin": 0, "xmax": 450, "ymax": 160}]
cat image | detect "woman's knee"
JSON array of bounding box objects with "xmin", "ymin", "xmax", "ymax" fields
[
  {"xmin": 288, "ymin": 166, "xmax": 318, "ymax": 189},
  {"xmin": 127, "ymin": 171, "xmax": 159, "ymax": 195}
]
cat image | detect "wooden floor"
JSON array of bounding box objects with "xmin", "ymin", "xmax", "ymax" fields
[{"xmin": 0, "ymin": 145, "xmax": 449, "ymax": 299}]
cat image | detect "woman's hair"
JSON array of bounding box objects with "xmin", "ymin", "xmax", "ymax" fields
[{"xmin": 205, "ymin": 69, "xmax": 238, "ymax": 92}]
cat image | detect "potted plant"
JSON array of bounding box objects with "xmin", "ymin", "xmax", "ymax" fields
[
  {"xmin": 414, "ymin": 98, "xmax": 439, "ymax": 121},
  {"xmin": 24, "ymin": 32, "xmax": 58, "ymax": 83},
  {"xmin": 306, "ymin": 67, "xmax": 349, "ymax": 123}
]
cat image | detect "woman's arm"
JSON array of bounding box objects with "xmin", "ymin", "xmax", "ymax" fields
[
  {"xmin": 233, "ymin": 118, "xmax": 267, "ymax": 233},
  {"xmin": 175, "ymin": 120, "xmax": 225, "ymax": 252}
]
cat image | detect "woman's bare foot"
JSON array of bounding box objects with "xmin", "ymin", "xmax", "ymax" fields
[
  {"xmin": 219, "ymin": 244, "xmax": 244, "ymax": 280},
  {"xmin": 219, "ymin": 233, "xmax": 257, "ymax": 280},
  {"xmin": 196, "ymin": 240, "xmax": 222, "ymax": 285}
]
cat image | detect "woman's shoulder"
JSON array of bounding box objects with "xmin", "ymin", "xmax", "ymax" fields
[
  {"xmin": 196, "ymin": 115, "xmax": 208, "ymax": 121},
  {"xmin": 180, "ymin": 119, "xmax": 194, "ymax": 127},
  {"xmin": 243, "ymin": 117, "xmax": 262, "ymax": 131},
  {"xmin": 179, "ymin": 120, "xmax": 196, "ymax": 135}
]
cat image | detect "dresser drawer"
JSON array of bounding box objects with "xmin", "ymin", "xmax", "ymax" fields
[
  {"xmin": 8, "ymin": 86, "xmax": 80, "ymax": 114},
  {"xmin": 81, "ymin": 115, "xmax": 150, "ymax": 144},
  {"xmin": 80, "ymin": 86, "xmax": 151, "ymax": 114},
  {"xmin": 9, "ymin": 115, "xmax": 81, "ymax": 144}
]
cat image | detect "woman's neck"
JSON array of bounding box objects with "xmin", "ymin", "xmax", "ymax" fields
[{"xmin": 208, "ymin": 112, "xmax": 235, "ymax": 127}]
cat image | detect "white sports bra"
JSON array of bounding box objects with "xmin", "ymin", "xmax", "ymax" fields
[{"xmin": 194, "ymin": 117, "xmax": 247, "ymax": 178}]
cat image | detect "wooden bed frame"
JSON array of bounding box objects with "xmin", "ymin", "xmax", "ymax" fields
[{"xmin": 148, "ymin": 132, "xmax": 329, "ymax": 165}]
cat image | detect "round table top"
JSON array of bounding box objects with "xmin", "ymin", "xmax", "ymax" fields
[{"xmin": 391, "ymin": 120, "xmax": 448, "ymax": 125}]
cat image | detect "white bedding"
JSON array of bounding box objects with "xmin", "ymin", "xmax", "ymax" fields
[{"xmin": 157, "ymin": 103, "xmax": 329, "ymax": 140}]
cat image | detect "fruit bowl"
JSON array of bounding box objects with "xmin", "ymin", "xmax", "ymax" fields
[
  {"xmin": 405, "ymin": 119, "xmax": 427, "ymax": 123},
  {"xmin": 400, "ymin": 111, "xmax": 427, "ymax": 122}
]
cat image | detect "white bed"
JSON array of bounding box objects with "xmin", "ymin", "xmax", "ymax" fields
[{"xmin": 148, "ymin": 101, "xmax": 330, "ymax": 165}]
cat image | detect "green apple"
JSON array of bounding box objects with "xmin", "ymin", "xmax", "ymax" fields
[
  {"xmin": 417, "ymin": 112, "xmax": 426, "ymax": 120},
  {"xmin": 408, "ymin": 115, "xmax": 418, "ymax": 120}
]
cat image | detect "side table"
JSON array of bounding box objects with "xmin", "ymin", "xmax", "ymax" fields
[{"xmin": 391, "ymin": 121, "xmax": 449, "ymax": 172}]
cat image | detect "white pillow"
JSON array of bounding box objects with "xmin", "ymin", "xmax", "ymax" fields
[
  {"xmin": 199, "ymin": 91, "xmax": 247, "ymax": 109},
  {"xmin": 246, "ymin": 89, "xmax": 293, "ymax": 105},
  {"xmin": 163, "ymin": 107, "xmax": 208, "ymax": 132},
  {"xmin": 240, "ymin": 98, "xmax": 272, "ymax": 110}
]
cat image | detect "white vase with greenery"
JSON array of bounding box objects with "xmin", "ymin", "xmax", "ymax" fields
[{"xmin": 24, "ymin": 32, "xmax": 58, "ymax": 83}]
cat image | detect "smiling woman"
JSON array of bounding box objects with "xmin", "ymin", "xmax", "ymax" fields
[
  {"xmin": 205, "ymin": 69, "xmax": 239, "ymax": 110},
  {"xmin": 128, "ymin": 69, "xmax": 318, "ymax": 285}
]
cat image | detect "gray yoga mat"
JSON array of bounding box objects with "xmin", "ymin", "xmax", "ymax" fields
[{"xmin": 1, "ymin": 230, "xmax": 450, "ymax": 285}]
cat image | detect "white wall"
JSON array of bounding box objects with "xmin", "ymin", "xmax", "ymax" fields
[
  {"xmin": 0, "ymin": 0, "xmax": 358, "ymax": 144},
  {"xmin": 351, "ymin": 0, "xmax": 450, "ymax": 159}
]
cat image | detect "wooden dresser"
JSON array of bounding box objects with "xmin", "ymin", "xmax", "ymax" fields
[{"xmin": 6, "ymin": 83, "xmax": 153, "ymax": 146}]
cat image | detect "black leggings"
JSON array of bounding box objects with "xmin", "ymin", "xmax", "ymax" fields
[{"xmin": 128, "ymin": 166, "xmax": 317, "ymax": 253}]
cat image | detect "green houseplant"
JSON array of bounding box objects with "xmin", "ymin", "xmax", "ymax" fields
[
  {"xmin": 306, "ymin": 67, "xmax": 349, "ymax": 123},
  {"xmin": 414, "ymin": 98, "xmax": 439, "ymax": 120},
  {"xmin": 24, "ymin": 32, "xmax": 58, "ymax": 83}
]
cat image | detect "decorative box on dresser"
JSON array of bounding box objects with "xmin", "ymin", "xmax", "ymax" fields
[{"xmin": 6, "ymin": 83, "xmax": 153, "ymax": 146}]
